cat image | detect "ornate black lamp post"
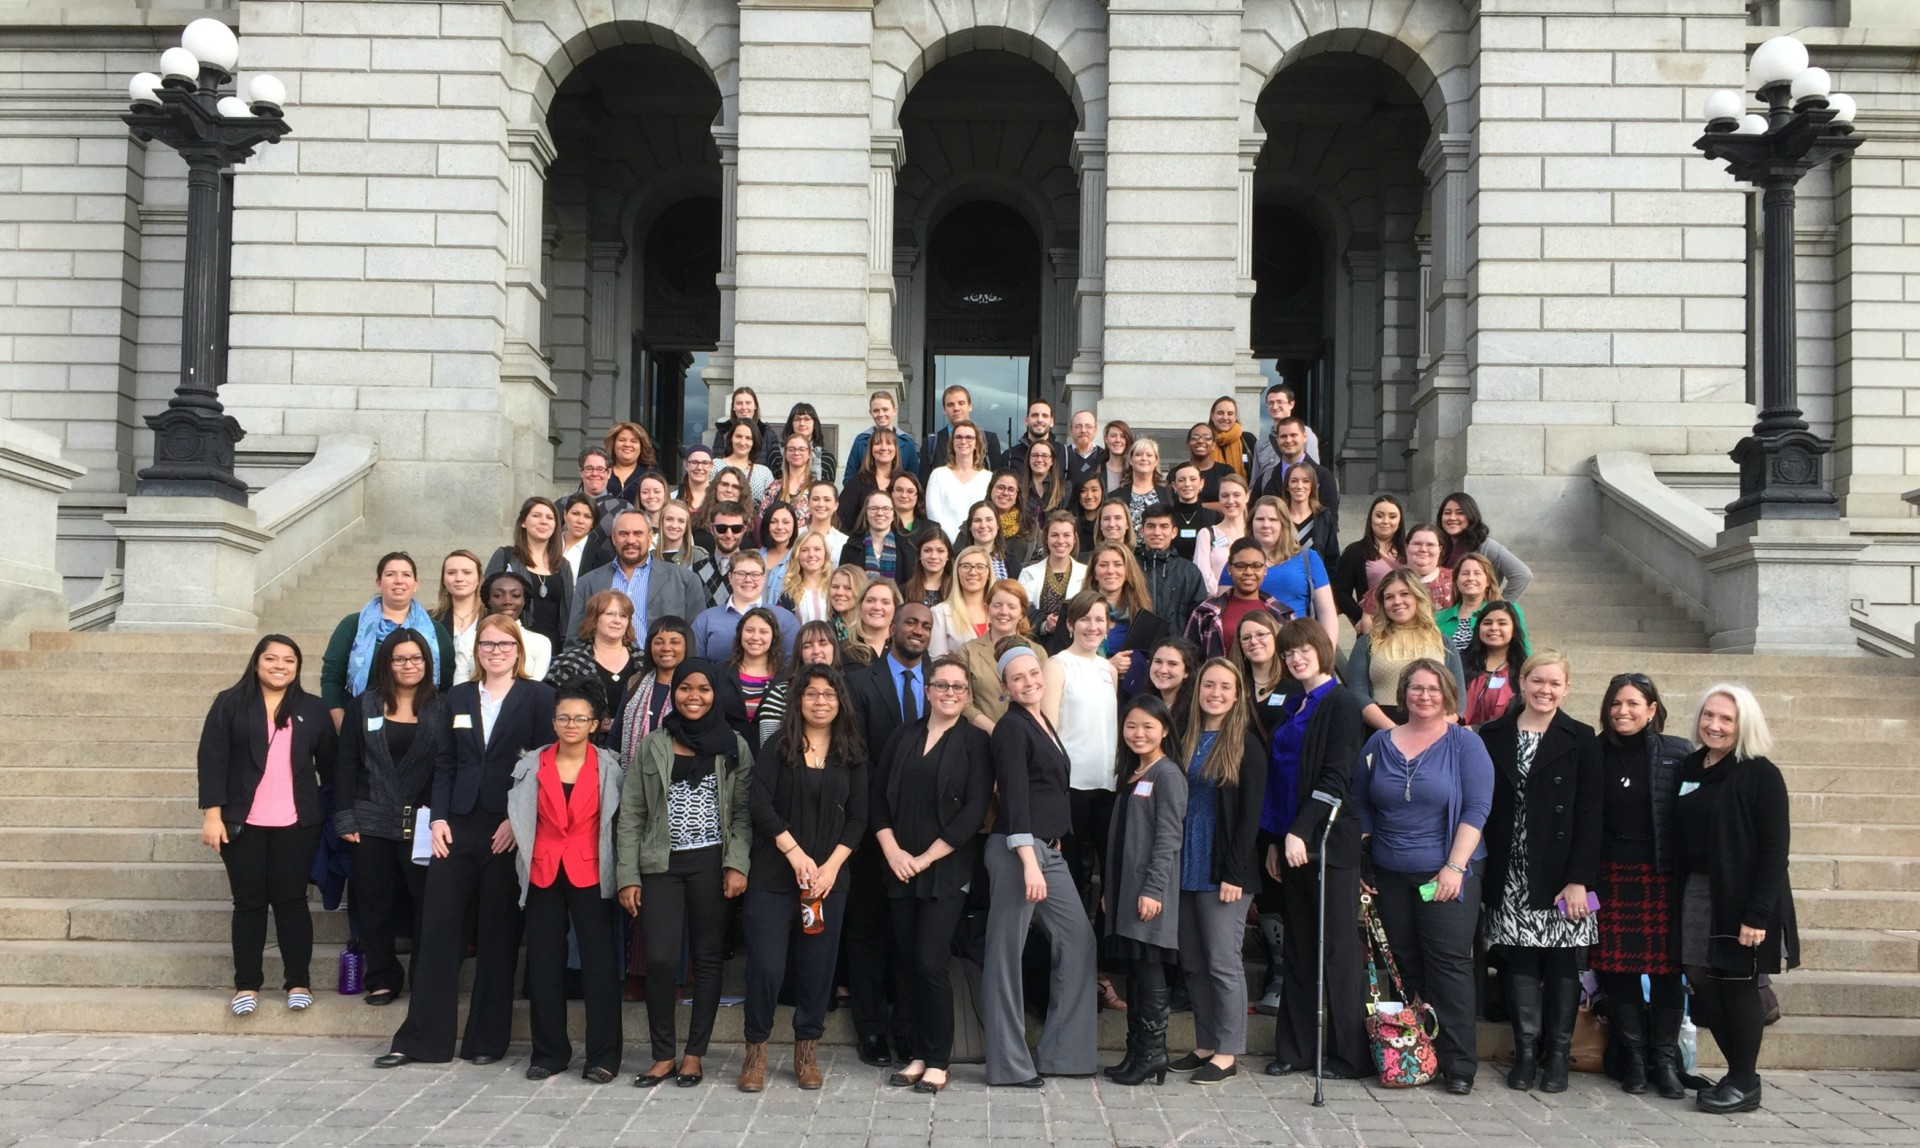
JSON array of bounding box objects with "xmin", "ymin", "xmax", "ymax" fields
[
  {"xmin": 1694, "ymin": 35, "xmax": 1861, "ymax": 527},
  {"xmin": 124, "ymin": 18, "xmax": 290, "ymax": 504}
]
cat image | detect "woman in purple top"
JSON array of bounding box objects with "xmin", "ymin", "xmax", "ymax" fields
[{"xmin": 1354, "ymin": 657, "xmax": 1495, "ymax": 1095}]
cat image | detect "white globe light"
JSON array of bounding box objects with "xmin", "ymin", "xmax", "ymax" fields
[
  {"xmin": 1748, "ymin": 35, "xmax": 1809, "ymax": 90},
  {"xmin": 1703, "ymin": 89, "xmax": 1745, "ymax": 123},
  {"xmin": 1734, "ymin": 114, "xmax": 1769, "ymax": 136},
  {"xmin": 247, "ymin": 73, "xmax": 287, "ymax": 108},
  {"xmin": 1791, "ymin": 67, "xmax": 1831, "ymax": 101},
  {"xmin": 1828, "ymin": 92, "xmax": 1857, "ymax": 125},
  {"xmin": 128, "ymin": 72, "xmax": 162, "ymax": 106},
  {"xmin": 181, "ymin": 18, "xmax": 240, "ymax": 73},
  {"xmin": 159, "ymin": 46, "xmax": 199, "ymax": 83},
  {"xmin": 216, "ymin": 95, "xmax": 253, "ymax": 119}
]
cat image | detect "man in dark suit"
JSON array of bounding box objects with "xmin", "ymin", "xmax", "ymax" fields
[
  {"xmin": 919, "ymin": 384, "xmax": 1004, "ymax": 479},
  {"xmin": 568, "ymin": 511, "xmax": 708, "ymax": 638},
  {"xmin": 843, "ymin": 602, "xmax": 935, "ymax": 1067},
  {"xmin": 1255, "ymin": 415, "xmax": 1339, "ymax": 517},
  {"xmin": 1003, "ymin": 398, "xmax": 1062, "ymax": 477}
]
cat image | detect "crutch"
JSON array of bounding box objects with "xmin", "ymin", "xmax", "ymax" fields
[{"xmin": 1310, "ymin": 791, "xmax": 1343, "ymax": 1108}]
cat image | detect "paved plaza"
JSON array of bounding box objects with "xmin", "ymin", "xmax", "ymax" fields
[{"xmin": 0, "ymin": 1034, "xmax": 1915, "ymax": 1148}]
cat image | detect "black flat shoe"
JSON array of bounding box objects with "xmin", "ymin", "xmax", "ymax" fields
[
  {"xmin": 1190, "ymin": 1062, "xmax": 1237, "ymax": 1085},
  {"xmin": 676, "ymin": 1069, "xmax": 704, "ymax": 1087},
  {"xmin": 1696, "ymin": 1080, "xmax": 1763, "ymax": 1114},
  {"xmin": 525, "ymin": 1066, "xmax": 555, "ymax": 1081},
  {"xmin": 997, "ymin": 1076, "xmax": 1045, "ymax": 1089},
  {"xmin": 468, "ymin": 1055, "xmax": 500, "ymax": 1066},
  {"xmin": 1317, "ymin": 1060, "xmax": 1365, "ymax": 1081},
  {"xmin": 584, "ymin": 1067, "xmax": 616, "ymax": 1085},
  {"xmin": 373, "ymin": 1053, "xmax": 412, "ymax": 1069},
  {"xmin": 1444, "ymin": 1074, "xmax": 1474, "ymax": 1095},
  {"xmin": 364, "ymin": 990, "xmax": 397, "ymax": 1007},
  {"xmin": 1264, "ymin": 1060, "xmax": 1307, "ymax": 1076},
  {"xmin": 633, "ymin": 1065, "xmax": 677, "ymax": 1088},
  {"xmin": 888, "ymin": 1069, "xmax": 925, "ymax": 1087},
  {"xmin": 1167, "ymin": 1052, "xmax": 1207, "ymax": 1073},
  {"xmin": 858, "ymin": 1035, "xmax": 893, "ymax": 1067}
]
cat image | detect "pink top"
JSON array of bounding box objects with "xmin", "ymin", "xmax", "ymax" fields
[{"xmin": 246, "ymin": 719, "xmax": 299, "ymax": 828}]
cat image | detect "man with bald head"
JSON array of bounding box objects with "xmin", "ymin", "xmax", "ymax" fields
[{"xmin": 568, "ymin": 509, "xmax": 707, "ymax": 637}]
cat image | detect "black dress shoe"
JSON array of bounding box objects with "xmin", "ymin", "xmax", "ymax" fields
[
  {"xmin": 525, "ymin": 1066, "xmax": 555, "ymax": 1081},
  {"xmin": 633, "ymin": 1065, "xmax": 676, "ymax": 1088},
  {"xmin": 1696, "ymin": 1079, "xmax": 1762, "ymax": 1114},
  {"xmin": 468, "ymin": 1054, "xmax": 500, "ymax": 1066},
  {"xmin": 1444, "ymin": 1074, "xmax": 1474, "ymax": 1095},
  {"xmin": 1317, "ymin": 1060, "xmax": 1364, "ymax": 1081},
  {"xmin": 1264, "ymin": 1060, "xmax": 1307, "ymax": 1076},
  {"xmin": 675, "ymin": 1068, "xmax": 704, "ymax": 1087},
  {"xmin": 584, "ymin": 1067, "xmax": 616, "ymax": 1085},
  {"xmin": 996, "ymin": 1076, "xmax": 1045, "ymax": 1089},
  {"xmin": 858, "ymin": 1035, "xmax": 892, "ymax": 1067},
  {"xmin": 364, "ymin": 990, "xmax": 397, "ymax": 1007},
  {"xmin": 373, "ymin": 1053, "xmax": 412, "ymax": 1069}
]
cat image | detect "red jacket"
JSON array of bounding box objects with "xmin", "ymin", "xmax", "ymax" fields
[{"xmin": 529, "ymin": 745, "xmax": 601, "ymax": 890}]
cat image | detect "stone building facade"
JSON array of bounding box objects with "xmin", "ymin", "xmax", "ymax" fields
[{"xmin": 4, "ymin": 0, "xmax": 1920, "ymax": 639}]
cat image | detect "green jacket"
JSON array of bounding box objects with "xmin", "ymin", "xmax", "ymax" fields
[
  {"xmin": 1433, "ymin": 598, "xmax": 1528, "ymax": 649},
  {"xmin": 614, "ymin": 728, "xmax": 754, "ymax": 889},
  {"xmin": 319, "ymin": 609, "xmax": 456, "ymax": 711}
]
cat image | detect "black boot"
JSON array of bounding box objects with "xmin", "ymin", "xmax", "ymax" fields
[
  {"xmin": 1611, "ymin": 996, "xmax": 1650, "ymax": 1094},
  {"xmin": 1504, "ymin": 970, "xmax": 1542, "ymax": 1090},
  {"xmin": 1647, "ymin": 1006, "xmax": 1687, "ymax": 1100},
  {"xmin": 1104, "ymin": 1019, "xmax": 1139, "ymax": 1081},
  {"xmin": 1538, "ymin": 974, "xmax": 1579, "ymax": 1094},
  {"xmin": 1110, "ymin": 981, "xmax": 1169, "ymax": 1086}
]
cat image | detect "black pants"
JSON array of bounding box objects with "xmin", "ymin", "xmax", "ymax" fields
[
  {"xmin": 641, "ymin": 845, "xmax": 728, "ymax": 1060},
  {"xmin": 1272, "ymin": 861, "xmax": 1369, "ymax": 1072},
  {"xmin": 389, "ymin": 812, "xmax": 523, "ymax": 1062},
  {"xmin": 1063, "ymin": 788, "xmax": 1115, "ymax": 910},
  {"xmin": 1602, "ymin": 970, "xmax": 1684, "ymax": 1014},
  {"xmin": 888, "ymin": 892, "xmax": 968, "ymax": 1069},
  {"xmin": 842, "ymin": 839, "xmax": 904, "ymax": 1045},
  {"xmin": 1687, "ymin": 965, "xmax": 1766, "ymax": 1090},
  {"xmin": 525, "ymin": 873, "xmax": 622, "ymax": 1074},
  {"xmin": 1371, "ymin": 865, "xmax": 1482, "ymax": 1080},
  {"xmin": 219, "ymin": 821, "xmax": 321, "ymax": 992},
  {"xmin": 351, "ymin": 835, "xmax": 428, "ymax": 996},
  {"xmin": 742, "ymin": 884, "xmax": 848, "ymax": 1044}
]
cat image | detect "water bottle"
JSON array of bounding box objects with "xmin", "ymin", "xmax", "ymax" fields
[
  {"xmin": 338, "ymin": 942, "xmax": 365, "ymax": 996},
  {"xmin": 1679, "ymin": 1004, "xmax": 1698, "ymax": 1072}
]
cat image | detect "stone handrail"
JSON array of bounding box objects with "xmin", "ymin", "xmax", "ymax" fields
[
  {"xmin": 1590, "ymin": 451, "xmax": 1718, "ymax": 628},
  {"xmin": 0, "ymin": 418, "xmax": 85, "ymax": 647},
  {"xmin": 252, "ymin": 434, "xmax": 378, "ymax": 611}
]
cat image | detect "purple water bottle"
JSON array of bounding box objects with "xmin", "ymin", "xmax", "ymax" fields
[{"xmin": 338, "ymin": 942, "xmax": 365, "ymax": 996}]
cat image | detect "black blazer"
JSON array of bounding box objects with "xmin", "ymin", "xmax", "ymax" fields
[
  {"xmin": 838, "ymin": 529, "xmax": 918, "ymax": 590},
  {"xmin": 1479, "ymin": 709, "xmax": 1604, "ymax": 912},
  {"xmin": 196, "ymin": 687, "xmax": 338, "ymax": 828},
  {"xmin": 1681, "ymin": 749, "xmax": 1799, "ymax": 974},
  {"xmin": 870, "ymin": 719, "xmax": 993, "ymax": 899},
  {"xmin": 990, "ymin": 704, "xmax": 1073, "ymax": 844},
  {"xmin": 1197, "ymin": 726, "xmax": 1269, "ymax": 890},
  {"xmin": 1331, "ymin": 539, "xmax": 1393, "ymax": 623},
  {"xmin": 432, "ymin": 678, "xmax": 557, "ymax": 820},
  {"xmin": 332, "ymin": 691, "xmax": 448, "ymax": 840},
  {"xmin": 746, "ymin": 740, "xmax": 869, "ymax": 897},
  {"xmin": 846, "ymin": 655, "xmax": 921, "ymax": 772},
  {"xmin": 1113, "ymin": 607, "xmax": 1170, "ymax": 695},
  {"xmin": 1281, "ymin": 683, "xmax": 1367, "ymax": 869}
]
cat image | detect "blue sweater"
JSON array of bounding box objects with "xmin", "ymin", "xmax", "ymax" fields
[{"xmin": 1354, "ymin": 725, "xmax": 1493, "ymax": 875}]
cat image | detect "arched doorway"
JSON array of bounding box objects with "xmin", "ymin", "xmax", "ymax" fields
[
  {"xmin": 895, "ymin": 49, "xmax": 1078, "ymax": 444},
  {"xmin": 546, "ymin": 42, "xmax": 723, "ymax": 473},
  {"xmin": 1251, "ymin": 203, "xmax": 1330, "ymax": 438}
]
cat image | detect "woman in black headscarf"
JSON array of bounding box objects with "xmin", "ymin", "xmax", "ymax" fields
[{"xmin": 614, "ymin": 659, "xmax": 754, "ymax": 1089}]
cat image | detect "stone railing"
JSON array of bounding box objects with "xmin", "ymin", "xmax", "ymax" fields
[
  {"xmin": 0, "ymin": 419, "xmax": 85, "ymax": 647},
  {"xmin": 1591, "ymin": 451, "xmax": 1718, "ymax": 628},
  {"xmin": 251, "ymin": 434, "xmax": 377, "ymax": 612}
]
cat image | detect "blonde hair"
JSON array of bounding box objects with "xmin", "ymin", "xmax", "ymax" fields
[
  {"xmin": 1451, "ymin": 552, "xmax": 1505, "ymax": 603},
  {"xmin": 1694, "ymin": 682, "xmax": 1774, "ymax": 761},
  {"xmin": 659, "ymin": 500, "xmax": 695, "ymax": 566},
  {"xmin": 471, "ymin": 614, "xmax": 529, "ymax": 681},
  {"xmin": 1370, "ymin": 568, "xmax": 1446, "ymax": 662},
  {"xmin": 1250, "ymin": 495, "xmax": 1301, "ymax": 563},
  {"xmin": 829, "ymin": 564, "xmax": 870, "ymax": 629},
  {"xmin": 1519, "ymin": 649, "xmax": 1571, "ymax": 684},
  {"xmin": 782, "ymin": 530, "xmax": 833, "ymax": 605},
  {"xmin": 945, "ymin": 544, "xmax": 995, "ymax": 636}
]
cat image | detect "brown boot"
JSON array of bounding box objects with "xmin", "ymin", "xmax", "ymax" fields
[
  {"xmin": 794, "ymin": 1039, "xmax": 823, "ymax": 1090},
  {"xmin": 738, "ymin": 1041, "xmax": 767, "ymax": 1093}
]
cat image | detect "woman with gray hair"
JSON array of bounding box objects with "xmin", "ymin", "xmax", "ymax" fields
[{"xmin": 1675, "ymin": 683, "xmax": 1797, "ymax": 1115}]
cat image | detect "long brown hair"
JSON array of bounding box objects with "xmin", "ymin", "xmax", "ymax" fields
[
  {"xmin": 1087, "ymin": 541, "xmax": 1153, "ymax": 618},
  {"xmin": 511, "ymin": 496, "xmax": 564, "ymax": 573},
  {"xmin": 432, "ymin": 548, "xmax": 484, "ymax": 623},
  {"xmin": 1183, "ymin": 657, "xmax": 1251, "ymax": 787}
]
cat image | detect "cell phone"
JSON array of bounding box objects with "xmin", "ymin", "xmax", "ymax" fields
[
  {"xmin": 1418, "ymin": 881, "xmax": 1438, "ymax": 902},
  {"xmin": 1555, "ymin": 892, "xmax": 1602, "ymax": 916}
]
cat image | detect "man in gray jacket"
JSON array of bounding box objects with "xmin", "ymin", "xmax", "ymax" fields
[{"xmin": 568, "ymin": 510, "xmax": 708, "ymax": 638}]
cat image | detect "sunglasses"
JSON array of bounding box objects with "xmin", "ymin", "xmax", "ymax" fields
[{"xmin": 712, "ymin": 523, "xmax": 746, "ymax": 534}]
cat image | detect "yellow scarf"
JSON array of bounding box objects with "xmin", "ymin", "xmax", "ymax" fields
[{"xmin": 1211, "ymin": 422, "xmax": 1251, "ymax": 479}]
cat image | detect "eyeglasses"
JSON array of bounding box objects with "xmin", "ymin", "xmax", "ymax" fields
[
  {"xmin": 1229, "ymin": 562, "xmax": 1266, "ymax": 573},
  {"xmin": 390, "ymin": 655, "xmax": 426, "ymax": 668},
  {"xmin": 800, "ymin": 689, "xmax": 839, "ymax": 703},
  {"xmin": 1281, "ymin": 648, "xmax": 1317, "ymax": 661},
  {"xmin": 1405, "ymin": 685, "xmax": 1445, "ymax": 697},
  {"xmin": 476, "ymin": 640, "xmax": 518, "ymax": 653},
  {"xmin": 712, "ymin": 523, "xmax": 746, "ymax": 534},
  {"xmin": 554, "ymin": 714, "xmax": 598, "ymax": 727},
  {"xmin": 733, "ymin": 569, "xmax": 766, "ymax": 580},
  {"xmin": 580, "ymin": 465, "xmax": 608, "ymax": 475},
  {"xmin": 927, "ymin": 681, "xmax": 970, "ymax": 694}
]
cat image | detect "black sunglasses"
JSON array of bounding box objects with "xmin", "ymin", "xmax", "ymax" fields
[{"xmin": 712, "ymin": 523, "xmax": 746, "ymax": 534}]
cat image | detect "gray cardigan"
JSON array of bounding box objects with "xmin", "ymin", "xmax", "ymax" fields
[
  {"xmin": 1102, "ymin": 756, "xmax": 1189, "ymax": 951},
  {"xmin": 1478, "ymin": 538, "xmax": 1533, "ymax": 601},
  {"xmin": 505, "ymin": 744, "xmax": 627, "ymax": 908}
]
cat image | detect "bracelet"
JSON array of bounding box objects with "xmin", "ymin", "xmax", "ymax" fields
[{"xmin": 1444, "ymin": 862, "xmax": 1466, "ymax": 876}]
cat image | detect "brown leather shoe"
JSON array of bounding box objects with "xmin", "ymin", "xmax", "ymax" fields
[
  {"xmin": 738, "ymin": 1042, "xmax": 767, "ymax": 1093},
  {"xmin": 794, "ymin": 1039, "xmax": 823, "ymax": 1090}
]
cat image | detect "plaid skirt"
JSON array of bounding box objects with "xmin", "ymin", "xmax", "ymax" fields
[{"xmin": 1591, "ymin": 860, "xmax": 1680, "ymax": 975}]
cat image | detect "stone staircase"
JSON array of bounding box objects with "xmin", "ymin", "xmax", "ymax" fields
[{"xmin": 0, "ymin": 536, "xmax": 1917, "ymax": 1068}]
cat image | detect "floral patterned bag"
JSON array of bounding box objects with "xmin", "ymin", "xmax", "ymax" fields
[{"xmin": 1361, "ymin": 894, "xmax": 1441, "ymax": 1088}]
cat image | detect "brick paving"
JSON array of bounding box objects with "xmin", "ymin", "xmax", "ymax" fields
[{"xmin": 1, "ymin": 1034, "xmax": 1917, "ymax": 1147}]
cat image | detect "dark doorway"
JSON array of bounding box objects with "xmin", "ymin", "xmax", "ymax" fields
[
  {"xmin": 922, "ymin": 201, "xmax": 1041, "ymax": 450},
  {"xmin": 634, "ymin": 196, "xmax": 721, "ymax": 476},
  {"xmin": 1250, "ymin": 203, "xmax": 1330, "ymax": 445}
]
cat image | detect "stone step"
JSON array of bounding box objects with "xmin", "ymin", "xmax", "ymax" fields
[
  {"xmin": 1793, "ymin": 855, "xmax": 1920, "ymax": 893},
  {"xmin": 1797, "ymin": 889, "xmax": 1920, "ymax": 931},
  {"xmin": 0, "ymin": 898, "xmax": 350, "ymax": 944},
  {"xmin": 1779, "ymin": 766, "xmax": 1920, "ymax": 795},
  {"xmin": 1528, "ymin": 631, "xmax": 1709, "ymax": 650},
  {"xmin": 26, "ymin": 631, "xmax": 335, "ymax": 654},
  {"xmin": 1, "ymin": 742, "xmax": 200, "ymax": 769},
  {"xmin": 1561, "ymin": 651, "xmax": 1918, "ymax": 677},
  {"xmin": 1563, "ymin": 692, "xmax": 1920, "ymax": 722},
  {"xmin": 0, "ymin": 861, "xmax": 232, "ymax": 901},
  {"xmin": 1796, "ymin": 822, "xmax": 1920, "ymax": 857},
  {"xmin": 0, "ymin": 767, "xmax": 192, "ymax": 797},
  {"xmin": 0, "ymin": 939, "xmax": 340, "ymax": 989},
  {"xmin": 1769, "ymin": 970, "xmax": 1920, "ymax": 1019},
  {"xmin": 1799, "ymin": 928, "xmax": 1920, "ymax": 973},
  {"xmin": 0, "ymin": 828, "xmax": 205, "ymax": 864},
  {"xmin": 1789, "ymin": 792, "xmax": 1920, "ymax": 825},
  {"xmin": 0, "ymin": 797, "xmax": 200, "ymax": 828},
  {"xmin": 0, "ymin": 716, "xmax": 208, "ymax": 742},
  {"xmin": 1772, "ymin": 740, "xmax": 1920, "ymax": 769}
]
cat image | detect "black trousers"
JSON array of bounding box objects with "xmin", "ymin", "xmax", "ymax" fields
[
  {"xmin": 525, "ymin": 872, "xmax": 622, "ymax": 1074},
  {"xmin": 351, "ymin": 835, "xmax": 428, "ymax": 996},
  {"xmin": 842, "ymin": 839, "xmax": 905, "ymax": 1045},
  {"xmin": 1687, "ymin": 965, "xmax": 1766, "ymax": 1090},
  {"xmin": 388, "ymin": 812, "xmax": 523, "ymax": 1062},
  {"xmin": 742, "ymin": 884, "xmax": 848, "ymax": 1044},
  {"xmin": 888, "ymin": 892, "xmax": 968, "ymax": 1069},
  {"xmin": 640, "ymin": 845, "xmax": 728, "ymax": 1060},
  {"xmin": 1371, "ymin": 865, "xmax": 1483, "ymax": 1080},
  {"xmin": 219, "ymin": 821, "xmax": 321, "ymax": 992},
  {"xmin": 1272, "ymin": 861, "xmax": 1369, "ymax": 1072},
  {"xmin": 1062, "ymin": 787, "xmax": 1116, "ymax": 910}
]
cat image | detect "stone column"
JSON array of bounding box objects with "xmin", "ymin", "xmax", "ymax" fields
[
  {"xmin": 703, "ymin": 127, "xmax": 740, "ymax": 426},
  {"xmin": 1413, "ymin": 133, "xmax": 1470, "ymax": 509},
  {"xmin": 1343, "ymin": 238, "xmax": 1384, "ymax": 487},
  {"xmin": 1048, "ymin": 246, "xmax": 1078, "ymax": 399},
  {"xmin": 504, "ymin": 127, "xmax": 557, "ymax": 485},
  {"xmin": 0, "ymin": 419, "xmax": 85, "ymax": 646},
  {"xmin": 1706, "ymin": 519, "xmax": 1867, "ymax": 655},
  {"xmin": 585, "ymin": 239, "xmax": 627, "ymax": 442},
  {"xmin": 867, "ymin": 132, "xmax": 906, "ymax": 402},
  {"xmin": 892, "ymin": 245, "xmax": 920, "ymax": 392},
  {"xmin": 1232, "ymin": 133, "xmax": 1266, "ymax": 413},
  {"xmin": 547, "ymin": 233, "xmax": 591, "ymax": 464},
  {"xmin": 108, "ymin": 495, "xmax": 270, "ymax": 632},
  {"xmin": 1062, "ymin": 132, "xmax": 1107, "ymax": 414}
]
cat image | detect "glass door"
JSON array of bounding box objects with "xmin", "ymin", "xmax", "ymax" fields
[{"xmin": 932, "ymin": 354, "xmax": 1030, "ymax": 453}]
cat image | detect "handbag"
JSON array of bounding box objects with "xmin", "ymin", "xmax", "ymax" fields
[
  {"xmin": 1360, "ymin": 894, "xmax": 1440, "ymax": 1088},
  {"xmin": 1570, "ymin": 990, "xmax": 1609, "ymax": 1073}
]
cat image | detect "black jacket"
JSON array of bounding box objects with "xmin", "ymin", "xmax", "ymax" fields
[
  {"xmin": 1135, "ymin": 546, "xmax": 1207, "ymax": 625},
  {"xmin": 1256, "ymin": 457, "xmax": 1340, "ymax": 518},
  {"xmin": 991, "ymin": 704, "xmax": 1073, "ymax": 844},
  {"xmin": 839, "ymin": 530, "xmax": 918, "ymax": 590},
  {"xmin": 1331, "ymin": 539, "xmax": 1392, "ymax": 623},
  {"xmin": 845, "ymin": 655, "xmax": 923, "ymax": 783},
  {"xmin": 433, "ymin": 679, "xmax": 557, "ymax": 820},
  {"xmin": 1197, "ymin": 726, "xmax": 1269, "ymax": 890},
  {"xmin": 196, "ymin": 688, "xmax": 338, "ymax": 828},
  {"xmin": 871, "ymin": 719, "xmax": 994, "ymax": 899},
  {"xmin": 1005, "ymin": 430, "xmax": 1063, "ymax": 477},
  {"xmin": 1680, "ymin": 749, "xmax": 1799, "ymax": 974},
  {"xmin": 747, "ymin": 740, "xmax": 868, "ymax": 896},
  {"xmin": 1064, "ymin": 444, "xmax": 1107, "ymax": 491},
  {"xmin": 333, "ymin": 692, "xmax": 448, "ymax": 840},
  {"xmin": 1479, "ymin": 710, "xmax": 1605, "ymax": 912},
  {"xmin": 1280, "ymin": 683, "xmax": 1367, "ymax": 868},
  {"xmin": 1168, "ymin": 501, "xmax": 1221, "ymax": 562},
  {"xmin": 1603, "ymin": 728, "xmax": 1690, "ymax": 875},
  {"xmin": 1294, "ymin": 508, "xmax": 1340, "ymax": 574}
]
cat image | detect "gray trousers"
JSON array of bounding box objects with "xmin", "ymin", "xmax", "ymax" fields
[
  {"xmin": 1178, "ymin": 890, "xmax": 1250, "ymax": 1055},
  {"xmin": 981, "ymin": 834, "xmax": 1099, "ymax": 1083}
]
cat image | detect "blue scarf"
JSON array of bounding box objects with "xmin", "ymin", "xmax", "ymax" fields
[{"xmin": 346, "ymin": 596, "xmax": 440, "ymax": 696}]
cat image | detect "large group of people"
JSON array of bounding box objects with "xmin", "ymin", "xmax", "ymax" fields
[{"xmin": 197, "ymin": 383, "xmax": 1796, "ymax": 1114}]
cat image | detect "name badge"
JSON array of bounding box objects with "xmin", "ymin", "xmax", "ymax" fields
[
  {"xmin": 1678, "ymin": 780, "xmax": 1700, "ymax": 797},
  {"xmin": 1179, "ymin": 528, "xmax": 1198, "ymax": 539},
  {"xmin": 1488, "ymin": 675, "xmax": 1506, "ymax": 690},
  {"xmin": 366, "ymin": 716, "xmax": 384, "ymax": 732},
  {"xmin": 453, "ymin": 714, "xmax": 474, "ymax": 730},
  {"xmin": 1132, "ymin": 780, "xmax": 1154, "ymax": 798}
]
